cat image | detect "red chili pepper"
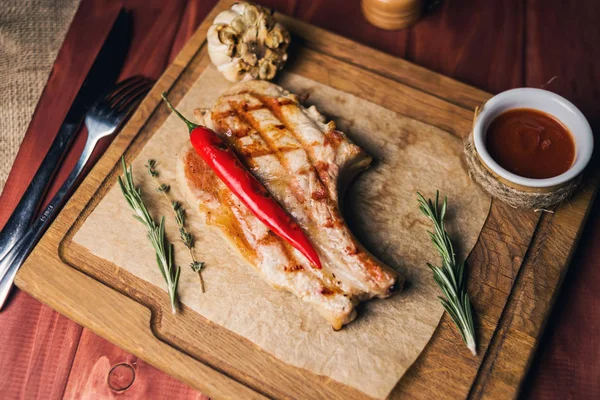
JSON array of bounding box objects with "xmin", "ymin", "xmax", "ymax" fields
[{"xmin": 162, "ymin": 93, "xmax": 322, "ymax": 269}]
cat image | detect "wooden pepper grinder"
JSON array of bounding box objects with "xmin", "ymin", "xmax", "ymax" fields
[{"xmin": 361, "ymin": 0, "xmax": 425, "ymax": 30}]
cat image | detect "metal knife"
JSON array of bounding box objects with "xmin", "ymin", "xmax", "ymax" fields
[{"xmin": 0, "ymin": 10, "xmax": 132, "ymax": 262}]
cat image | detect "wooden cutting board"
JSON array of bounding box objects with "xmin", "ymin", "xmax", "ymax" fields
[{"xmin": 15, "ymin": 1, "xmax": 598, "ymax": 398}]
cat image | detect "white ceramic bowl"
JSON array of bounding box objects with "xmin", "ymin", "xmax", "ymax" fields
[{"xmin": 473, "ymin": 88, "xmax": 593, "ymax": 190}]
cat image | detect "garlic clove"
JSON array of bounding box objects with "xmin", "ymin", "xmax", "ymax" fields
[
  {"xmin": 262, "ymin": 47, "xmax": 273, "ymax": 60},
  {"xmin": 230, "ymin": 16, "xmax": 246, "ymax": 34},
  {"xmin": 207, "ymin": 25, "xmax": 226, "ymax": 46},
  {"xmin": 230, "ymin": 2, "xmax": 248, "ymax": 15},
  {"xmin": 228, "ymin": 44, "xmax": 238, "ymax": 57},
  {"xmin": 213, "ymin": 10, "xmax": 238, "ymax": 25},
  {"xmin": 275, "ymin": 23, "xmax": 291, "ymax": 45},
  {"xmin": 217, "ymin": 26, "xmax": 238, "ymax": 45},
  {"xmin": 243, "ymin": 5, "xmax": 260, "ymax": 25},
  {"xmin": 261, "ymin": 12, "xmax": 275, "ymax": 31},
  {"xmin": 240, "ymin": 45, "xmax": 258, "ymax": 66},
  {"xmin": 217, "ymin": 59, "xmax": 248, "ymax": 83},
  {"xmin": 208, "ymin": 48, "xmax": 234, "ymax": 67},
  {"xmin": 265, "ymin": 29, "xmax": 283, "ymax": 49},
  {"xmin": 244, "ymin": 26, "xmax": 259, "ymax": 41},
  {"xmin": 208, "ymin": 26, "xmax": 234, "ymax": 66},
  {"xmin": 258, "ymin": 60, "xmax": 277, "ymax": 80}
]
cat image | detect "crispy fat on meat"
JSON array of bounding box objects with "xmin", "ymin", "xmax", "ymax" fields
[{"xmin": 178, "ymin": 80, "xmax": 404, "ymax": 328}]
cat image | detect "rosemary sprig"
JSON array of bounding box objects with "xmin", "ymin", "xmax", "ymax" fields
[
  {"xmin": 173, "ymin": 200, "xmax": 206, "ymax": 293},
  {"xmin": 417, "ymin": 191, "xmax": 477, "ymax": 355},
  {"xmin": 118, "ymin": 157, "xmax": 181, "ymax": 314},
  {"xmin": 146, "ymin": 159, "xmax": 206, "ymax": 292}
]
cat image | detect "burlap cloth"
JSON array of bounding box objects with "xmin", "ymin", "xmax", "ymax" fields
[{"xmin": 0, "ymin": 0, "xmax": 80, "ymax": 193}]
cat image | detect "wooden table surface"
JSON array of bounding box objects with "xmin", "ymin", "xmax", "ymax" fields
[{"xmin": 0, "ymin": 0, "xmax": 598, "ymax": 398}]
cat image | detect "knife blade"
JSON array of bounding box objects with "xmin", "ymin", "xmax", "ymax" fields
[{"xmin": 0, "ymin": 9, "xmax": 132, "ymax": 261}]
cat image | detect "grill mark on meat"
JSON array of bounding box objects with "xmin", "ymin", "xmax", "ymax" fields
[
  {"xmin": 212, "ymin": 113, "xmax": 263, "ymax": 170},
  {"xmin": 320, "ymin": 287, "xmax": 337, "ymax": 296},
  {"xmin": 284, "ymin": 264, "xmax": 305, "ymax": 272},
  {"xmin": 311, "ymin": 186, "xmax": 327, "ymax": 200},
  {"xmin": 239, "ymin": 145, "xmax": 275, "ymax": 158},
  {"xmin": 252, "ymin": 93, "xmax": 332, "ymax": 203},
  {"xmin": 229, "ymin": 123, "xmax": 251, "ymax": 138},
  {"xmin": 207, "ymin": 121, "xmax": 253, "ymax": 171},
  {"xmin": 345, "ymin": 245, "xmax": 359, "ymax": 255},
  {"xmin": 217, "ymin": 103, "xmax": 304, "ymax": 159},
  {"xmin": 324, "ymin": 130, "xmax": 345, "ymax": 148},
  {"xmin": 280, "ymin": 242, "xmax": 305, "ymax": 273},
  {"xmin": 233, "ymin": 106, "xmax": 310, "ymax": 204},
  {"xmin": 234, "ymin": 91, "xmax": 295, "ymax": 107},
  {"xmin": 313, "ymin": 161, "xmax": 331, "ymax": 191}
]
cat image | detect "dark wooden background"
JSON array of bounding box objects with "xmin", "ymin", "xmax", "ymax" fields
[{"xmin": 0, "ymin": 0, "xmax": 598, "ymax": 398}]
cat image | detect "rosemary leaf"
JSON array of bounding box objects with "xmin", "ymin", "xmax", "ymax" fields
[
  {"xmin": 145, "ymin": 159, "xmax": 159, "ymax": 177},
  {"xmin": 118, "ymin": 157, "xmax": 180, "ymax": 314},
  {"xmin": 418, "ymin": 191, "xmax": 477, "ymax": 355},
  {"xmin": 156, "ymin": 183, "xmax": 170, "ymax": 193},
  {"xmin": 191, "ymin": 261, "xmax": 206, "ymax": 293},
  {"xmin": 180, "ymin": 228, "xmax": 194, "ymax": 249},
  {"xmin": 173, "ymin": 201, "xmax": 186, "ymax": 228},
  {"xmin": 191, "ymin": 261, "xmax": 205, "ymax": 272}
]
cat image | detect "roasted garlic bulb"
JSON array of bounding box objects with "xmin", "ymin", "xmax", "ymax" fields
[{"xmin": 207, "ymin": 2, "xmax": 290, "ymax": 82}]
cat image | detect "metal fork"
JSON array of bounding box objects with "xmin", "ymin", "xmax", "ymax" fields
[{"xmin": 0, "ymin": 76, "xmax": 153, "ymax": 310}]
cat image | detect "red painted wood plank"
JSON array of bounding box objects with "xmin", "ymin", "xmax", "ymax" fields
[
  {"xmin": 406, "ymin": 0, "xmax": 525, "ymax": 94},
  {"xmin": 285, "ymin": 0, "xmax": 410, "ymax": 56},
  {"xmin": 0, "ymin": 290, "xmax": 82, "ymax": 399},
  {"xmin": 521, "ymin": 1, "xmax": 600, "ymax": 398},
  {"xmin": 169, "ymin": 0, "xmax": 219, "ymax": 62},
  {"xmin": 62, "ymin": 329, "xmax": 206, "ymax": 400}
]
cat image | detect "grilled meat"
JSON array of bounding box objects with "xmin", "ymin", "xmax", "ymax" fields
[{"xmin": 178, "ymin": 80, "xmax": 403, "ymax": 328}]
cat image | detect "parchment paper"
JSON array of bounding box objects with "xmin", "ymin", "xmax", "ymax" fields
[{"xmin": 74, "ymin": 66, "xmax": 491, "ymax": 399}]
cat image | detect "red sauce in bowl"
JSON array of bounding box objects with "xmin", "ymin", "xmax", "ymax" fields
[{"xmin": 485, "ymin": 108, "xmax": 575, "ymax": 179}]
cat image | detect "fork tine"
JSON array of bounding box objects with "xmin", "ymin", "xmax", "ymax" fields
[
  {"xmin": 108, "ymin": 76, "xmax": 143, "ymax": 97},
  {"xmin": 88, "ymin": 76, "xmax": 144, "ymax": 112},
  {"xmin": 112, "ymin": 75, "xmax": 144, "ymax": 90},
  {"xmin": 113, "ymin": 80, "xmax": 153, "ymax": 112},
  {"xmin": 110, "ymin": 79, "xmax": 152, "ymax": 110},
  {"xmin": 107, "ymin": 76, "xmax": 146, "ymax": 104},
  {"xmin": 120, "ymin": 88, "xmax": 150, "ymax": 117}
]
